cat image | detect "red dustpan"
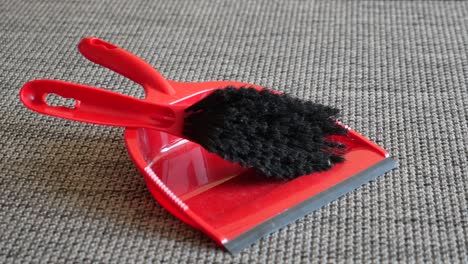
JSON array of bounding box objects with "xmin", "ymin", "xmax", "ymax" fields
[{"xmin": 20, "ymin": 37, "xmax": 397, "ymax": 253}]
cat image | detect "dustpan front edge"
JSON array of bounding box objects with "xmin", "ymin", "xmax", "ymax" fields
[{"xmin": 223, "ymin": 157, "xmax": 398, "ymax": 254}]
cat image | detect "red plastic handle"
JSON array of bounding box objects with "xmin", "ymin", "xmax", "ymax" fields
[
  {"xmin": 78, "ymin": 37, "xmax": 176, "ymax": 96},
  {"xmin": 20, "ymin": 80, "xmax": 185, "ymax": 135}
]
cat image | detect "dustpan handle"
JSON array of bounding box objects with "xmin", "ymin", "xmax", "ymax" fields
[
  {"xmin": 78, "ymin": 37, "xmax": 176, "ymax": 96},
  {"xmin": 20, "ymin": 79, "xmax": 184, "ymax": 134}
]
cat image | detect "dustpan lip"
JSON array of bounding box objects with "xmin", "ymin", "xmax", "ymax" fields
[{"xmin": 223, "ymin": 157, "xmax": 398, "ymax": 254}]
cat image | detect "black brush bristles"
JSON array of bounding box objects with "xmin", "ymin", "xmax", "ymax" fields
[{"xmin": 183, "ymin": 86, "xmax": 348, "ymax": 180}]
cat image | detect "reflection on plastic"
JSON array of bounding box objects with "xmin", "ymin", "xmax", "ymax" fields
[{"xmin": 137, "ymin": 128, "xmax": 246, "ymax": 198}]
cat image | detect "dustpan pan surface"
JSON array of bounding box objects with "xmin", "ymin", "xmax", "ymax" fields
[{"xmin": 124, "ymin": 81, "xmax": 397, "ymax": 253}]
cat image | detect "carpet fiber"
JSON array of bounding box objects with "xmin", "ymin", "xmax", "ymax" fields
[{"xmin": 1, "ymin": 0, "xmax": 467, "ymax": 262}]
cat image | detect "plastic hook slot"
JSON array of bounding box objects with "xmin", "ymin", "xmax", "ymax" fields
[{"xmin": 45, "ymin": 93, "xmax": 77, "ymax": 109}]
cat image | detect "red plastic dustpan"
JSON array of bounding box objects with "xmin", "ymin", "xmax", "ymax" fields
[{"xmin": 20, "ymin": 37, "xmax": 397, "ymax": 253}]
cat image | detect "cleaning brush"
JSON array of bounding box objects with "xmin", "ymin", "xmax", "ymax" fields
[
  {"xmin": 20, "ymin": 37, "xmax": 348, "ymax": 180},
  {"xmin": 184, "ymin": 86, "xmax": 348, "ymax": 179}
]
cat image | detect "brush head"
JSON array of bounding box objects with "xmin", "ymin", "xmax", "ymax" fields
[{"xmin": 183, "ymin": 86, "xmax": 348, "ymax": 180}]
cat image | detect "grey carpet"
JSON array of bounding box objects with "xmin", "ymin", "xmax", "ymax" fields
[{"xmin": 1, "ymin": 0, "xmax": 467, "ymax": 263}]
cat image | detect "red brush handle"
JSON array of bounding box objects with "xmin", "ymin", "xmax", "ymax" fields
[
  {"xmin": 20, "ymin": 80, "xmax": 185, "ymax": 135},
  {"xmin": 78, "ymin": 37, "xmax": 176, "ymax": 96}
]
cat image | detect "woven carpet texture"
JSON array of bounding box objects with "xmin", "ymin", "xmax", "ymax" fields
[{"xmin": 1, "ymin": 0, "xmax": 467, "ymax": 263}]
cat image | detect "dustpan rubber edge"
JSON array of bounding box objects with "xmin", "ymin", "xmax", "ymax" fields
[{"xmin": 223, "ymin": 157, "xmax": 398, "ymax": 254}]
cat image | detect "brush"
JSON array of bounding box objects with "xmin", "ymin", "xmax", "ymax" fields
[{"xmin": 20, "ymin": 37, "xmax": 348, "ymax": 180}]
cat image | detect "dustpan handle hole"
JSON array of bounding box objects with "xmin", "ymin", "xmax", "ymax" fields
[{"xmin": 45, "ymin": 93, "xmax": 77, "ymax": 109}]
